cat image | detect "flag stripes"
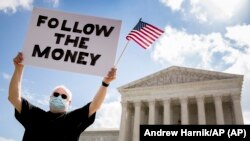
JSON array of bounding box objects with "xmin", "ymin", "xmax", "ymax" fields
[{"xmin": 126, "ymin": 20, "xmax": 164, "ymax": 49}]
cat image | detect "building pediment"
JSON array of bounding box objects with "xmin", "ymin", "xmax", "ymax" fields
[{"xmin": 119, "ymin": 66, "xmax": 242, "ymax": 90}]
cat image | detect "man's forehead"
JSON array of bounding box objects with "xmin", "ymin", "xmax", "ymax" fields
[
  {"xmin": 54, "ymin": 88, "xmax": 68, "ymax": 95},
  {"xmin": 52, "ymin": 85, "xmax": 72, "ymax": 100}
]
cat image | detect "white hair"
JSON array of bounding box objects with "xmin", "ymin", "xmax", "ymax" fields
[{"xmin": 52, "ymin": 85, "xmax": 72, "ymax": 100}]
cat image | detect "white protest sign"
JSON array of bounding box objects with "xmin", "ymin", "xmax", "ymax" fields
[{"xmin": 23, "ymin": 7, "xmax": 121, "ymax": 76}]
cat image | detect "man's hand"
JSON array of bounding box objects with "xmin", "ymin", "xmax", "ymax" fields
[
  {"xmin": 13, "ymin": 52, "xmax": 24, "ymax": 69},
  {"xmin": 103, "ymin": 67, "xmax": 117, "ymax": 84}
]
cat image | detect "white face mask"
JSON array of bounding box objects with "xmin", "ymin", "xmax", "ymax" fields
[{"xmin": 49, "ymin": 96, "xmax": 69, "ymax": 113}]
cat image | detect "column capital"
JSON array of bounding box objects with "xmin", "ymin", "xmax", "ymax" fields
[
  {"xmin": 147, "ymin": 99, "xmax": 156, "ymax": 104},
  {"xmin": 120, "ymin": 100, "xmax": 128, "ymax": 106},
  {"xmin": 163, "ymin": 99, "xmax": 171, "ymax": 105},
  {"xmin": 133, "ymin": 100, "xmax": 141, "ymax": 107},
  {"xmin": 231, "ymin": 94, "xmax": 241, "ymax": 101},
  {"xmin": 196, "ymin": 95, "xmax": 205, "ymax": 101},
  {"xmin": 161, "ymin": 97, "xmax": 171, "ymax": 101},
  {"xmin": 121, "ymin": 100, "xmax": 128, "ymax": 104},
  {"xmin": 179, "ymin": 97, "xmax": 188, "ymax": 103},
  {"xmin": 213, "ymin": 95, "xmax": 223, "ymax": 101}
]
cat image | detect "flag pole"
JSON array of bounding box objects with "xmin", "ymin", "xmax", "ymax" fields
[
  {"xmin": 114, "ymin": 40, "xmax": 130, "ymax": 67},
  {"xmin": 114, "ymin": 18, "xmax": 142, "ymax": 67}
]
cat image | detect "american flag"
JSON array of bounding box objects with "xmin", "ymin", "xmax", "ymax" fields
[{"xmin": 126, "ymin": 19, "xmax": 164, "ymax": 49}]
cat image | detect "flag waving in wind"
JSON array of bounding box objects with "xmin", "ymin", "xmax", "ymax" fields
[
  {"xmin": 126, "ymin": 19, "xmax": 164, "ymax": 49},
  {"xmin": 115, "ymin": 19, "xmax": 164, "ymax": 66}
]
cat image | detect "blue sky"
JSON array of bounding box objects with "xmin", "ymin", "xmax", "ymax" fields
[{"xmin": 0, "ymin": 0, "xmax": 250, "ymax": 140}]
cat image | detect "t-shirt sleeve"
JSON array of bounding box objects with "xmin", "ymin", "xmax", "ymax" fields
[
  {"xmin": 14, "ymin": 98, "xmax": 43, "ymax": 128},
  {"xmin": 67, "ymin": 102, "xmax": 96, "ymax": 131}
]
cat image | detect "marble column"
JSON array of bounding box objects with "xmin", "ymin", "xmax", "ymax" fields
[
  {"xmin": 133, "ymin": 101, "xmax": 141, "ymax": 141},
  {"xmin": 148, "ymin": 100, "xmax": 155, "ymax": 124},
  {"xmin": 180, "ymin": 97, "xmax": 189, "ymax": 124},
  {"xmin": 119, "ymin": 101, "xmax": 128, "ymax": 141},
  {"xmin": 232, "ymin": 95, "xmax": 244, "ymax": 124},
  {"xmin": 196, "ymin": 96, "xmax": 206, "ymax": 124},
  {"xmin": 163, "ymin": 98, "xmax": 171, "ymax": 124},
  {"xmin": 214, "ymin": 96, "xmax": 224, "ymax": 124}
]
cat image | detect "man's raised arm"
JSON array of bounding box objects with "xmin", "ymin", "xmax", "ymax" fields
[
  {"xmin": 8, "ymin": 52, "xmax": 24, "ymax": 113},
  {"xmin": 88, "ymin": 67, "xmax": 117, "ymax": 117}
]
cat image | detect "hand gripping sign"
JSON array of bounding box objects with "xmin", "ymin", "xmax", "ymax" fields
[{"xmin": 23, "ymin": 7, "xmax": 121, "ymax": 76}]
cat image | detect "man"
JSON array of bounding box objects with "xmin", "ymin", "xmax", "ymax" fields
[{"xmin": 8, "ymin": 52, "xmax": 117, "ymax": 141}]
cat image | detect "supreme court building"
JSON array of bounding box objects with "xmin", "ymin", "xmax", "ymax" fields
[{"xmin": 80, "ymin": 66, "xmax": 244, "ymax": 141}]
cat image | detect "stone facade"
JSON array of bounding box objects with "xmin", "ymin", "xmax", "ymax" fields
[
  {"xmin": 80, "ymin": 129, "xmax": 119, "ymax": 141},
  {"xmin": 80, "ymin": 66, "xmax": 244, "ymax": 141}
]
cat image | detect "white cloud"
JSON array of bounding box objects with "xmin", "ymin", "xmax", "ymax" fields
[
  {"xmin": 223, "ymin": 25, "xmax": 250, "ymax": 75},
  {"xmin": 2, "ymin": 72, "xmax": 11, "ymax": 80},
  {"xmin": 0, "ymin": 137, "xmax": 16, "ymax": 141},
  {"xmin": 91, "ymin": 89, "xmax": 121, "ymax": 128},
  {"xmin": 0, "ymin": 0, "xmax": 33, "ymax": 13},
  {"xmin": 91, "ymin": 101, "xmax": 121, "ymax": 128},
  {"xmin": 159, "ymin": 0, "xmax": 248, "ymax": 23},
  {"xmin": 152, "ymin": 24, "xmax": 250, "ymax": 74},
  {"xmin": 225, "ymin": 24, "xmax": 250, "ymax": 48},
  {"xmin": 189, "ymin": 0, "xmax": 246, "ymax": 23},
  {"xmin": 0, "ymin": 0, "xmax": 60, "ymax": 13},
  {"xmin": 243, "ymin": 111, "xmax": 250, "ymax": 124},
  {"xmin": 224, "ymin": 52, "xmax": 250, "ymax": 75},
  {"xmin": 160, "ymin": 0, "xmax": 184, "ymax": 11},
  {"xmin": 152, "ymin": 25, "xmax": 240, "ymax": 71}
]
